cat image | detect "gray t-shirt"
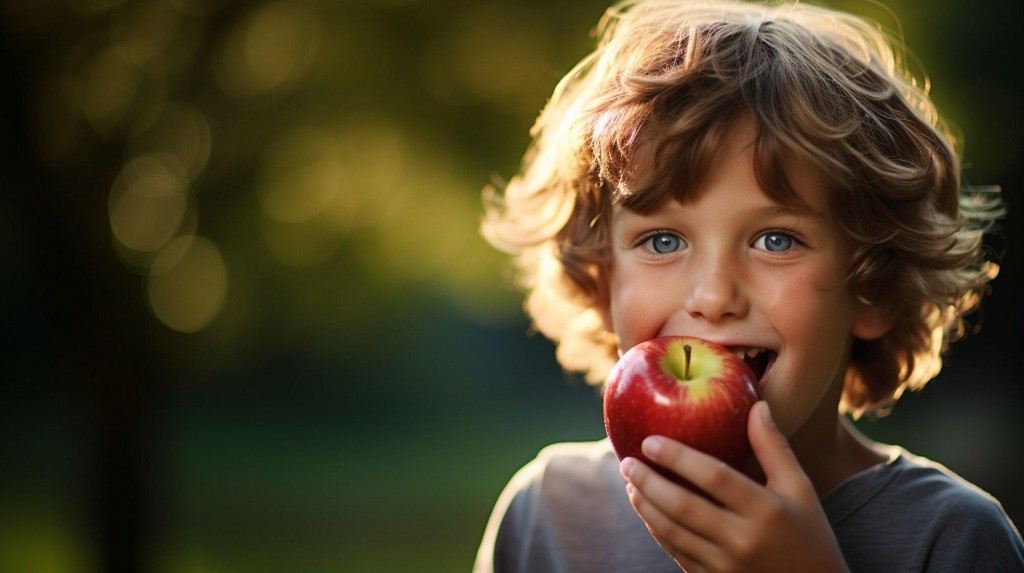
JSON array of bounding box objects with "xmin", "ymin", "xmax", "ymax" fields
[{"xmin": 474, "ymin": 439, "xmax": 1024, "ymax": 572}]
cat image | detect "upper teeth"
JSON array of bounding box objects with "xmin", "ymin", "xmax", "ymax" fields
[{"xmin": 735, "ymin": 348, "xmax": 765, "ymax": 359}]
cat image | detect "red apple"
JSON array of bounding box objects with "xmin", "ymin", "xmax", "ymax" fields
[{"xmin": 603, "ymin": 336, "xmax": 760, "ymax": 486}]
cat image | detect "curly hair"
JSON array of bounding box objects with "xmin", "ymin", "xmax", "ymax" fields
[{"xmin": 481, "ymin": 0, "xmax": 1002, "ymax": 418}]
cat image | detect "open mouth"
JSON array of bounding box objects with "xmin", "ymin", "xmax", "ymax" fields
[{"xmin": 731, "ymin": 347, "xmax": 776, "ymax": 388}]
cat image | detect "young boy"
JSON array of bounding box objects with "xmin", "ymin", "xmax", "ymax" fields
[{"xmin": 473, "ymin": 1, "xmax": 1023, "ymax": 572}]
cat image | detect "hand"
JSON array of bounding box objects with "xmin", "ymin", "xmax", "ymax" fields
[{"xmin": 619, "ymin": 401, "xmax": 849, "ymax": 573}]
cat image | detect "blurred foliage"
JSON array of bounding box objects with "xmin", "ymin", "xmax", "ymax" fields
[{"xmin": 0, "ymin": 0, "xmax": 1021, "ymax": 572}]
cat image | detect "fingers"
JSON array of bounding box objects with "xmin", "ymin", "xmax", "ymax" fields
[
  {"xmin": 627, "ymin": 486, "xmax": 715, "ymax": 573},
  {"xmin": 620, "ymin": 405, "xmax": 843, "ymax": 573},
  {"xmin": 748, "ymin": 401, "xmax": 811, "ymax": 496},
  {"xmin": 623, "ymin": 402, "xmax": 810, "ymax": 511},
  {"xmin": 621, "ymin": 458, "xmax": 723, "ymax": 567},
  {"xmin": 628, "ymin": 434, "xmax": 755, "ymax": 510}
]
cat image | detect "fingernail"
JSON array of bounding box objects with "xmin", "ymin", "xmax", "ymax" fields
[
  {"xmin": 619, "ymin": 457, "xmax": 634, "ymax": 479},
  {"xmin": 626, "ymin": 482, "xmax": 635, "ymax": 496},
  {"xmin": 760, "ymin": 401, "xmax": 774, "ymax": 426},
  {"xmin": 642, "ymin": 436, "xmax": 663, "ymax": 457}
]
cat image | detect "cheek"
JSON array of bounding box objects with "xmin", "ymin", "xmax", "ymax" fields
[
  {"xmin": 609, "ymin": 275, "xmax": 665, "ymax": 351},
  {"xmin": 779, "ymin": 284, "xmax": 853, "ymax": 341},
  {"xmin": 762, "ymin": 268, "xmax": 857, "ymax": 387},
  {"xmin": 762, "ymin": 282, "xmax": 855, "ymax": 436},
  {"xmin": 770, "ymin": 265, "xmax": 853, "ymax": 320}
]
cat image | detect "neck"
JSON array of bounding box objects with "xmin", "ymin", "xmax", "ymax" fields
[
  {"xmin": 784, "ymin": 377, "xmax": 888, "ymax": 495},
  {"xmin": 800, "ymin": 415, "xmax": 886, "ymax": 495}
]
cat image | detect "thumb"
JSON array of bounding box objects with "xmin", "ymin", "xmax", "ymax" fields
[{"xmin": 748, "ymin": 401, "xmax": 807, "ymax": 493}]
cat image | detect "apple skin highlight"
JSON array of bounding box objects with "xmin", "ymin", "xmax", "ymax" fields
[{"xmin": 603, "ymin": 336, "xmax": 760, "ymax": 485}]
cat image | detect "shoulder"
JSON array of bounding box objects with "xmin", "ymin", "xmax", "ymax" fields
[
  {"xmin": 474, "ymin": 439, "xmax": 674, "ymax": 573},
  {"xmin": 530, "ymin": 439, "xmax": 622, "ymax": 491},
  {"xmin": 829, "ymin": 445, "xmax": 1016, "ymax": 523},
  {"xmin": 891, "ymin": 450, "xmax": 1024, "ymax": 571},
  {"xmin": 827, "ymin": 446, "xmax": 1024, "ymax": 572},
  {"xmin": 472, "ymin": 439, "xmax": 619, "ymax": 573},
  {"xmin": 893, "ymin": 450, "xmax": 1017, "ymax": 523},
  {"xmin": 489, "ymin": 439, "xmax": 625, "ymax": 528}
]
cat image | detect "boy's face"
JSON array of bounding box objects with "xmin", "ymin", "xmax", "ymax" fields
[{"xmin": 605, "ymin": 120, "xmax": 886, "ymax": 438}]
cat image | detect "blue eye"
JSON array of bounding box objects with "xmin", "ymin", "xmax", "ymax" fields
[
  {"xmin": 648, "ymin": 233, "xmax": 684, "ymax": 254},
  {"xmin": 755, "ymin": 231, "xmax": 796, "ymax": 252}
]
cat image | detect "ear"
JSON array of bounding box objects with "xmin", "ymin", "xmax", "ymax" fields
[{"xmin": 851, "ymin": 300, "xmax": 894, "ymax": 341}]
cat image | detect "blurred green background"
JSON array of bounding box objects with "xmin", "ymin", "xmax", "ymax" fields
[{"xmin": 1, "ymin": 0, "xmax": 1020, "ymax": 571}]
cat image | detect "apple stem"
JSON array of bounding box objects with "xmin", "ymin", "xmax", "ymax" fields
[{"xmin": 683, "ymin": 344, "xmax": 692, "ymax": 379}]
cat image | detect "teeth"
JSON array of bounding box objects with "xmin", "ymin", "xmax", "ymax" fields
[{"xmin": 732, "ymin": 347, "xmax": 766, "ymax": 360}]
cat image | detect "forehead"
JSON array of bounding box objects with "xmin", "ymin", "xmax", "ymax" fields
[{"xmin": 613, "ymin": 117, "xmax": 830, "ymax": 218}]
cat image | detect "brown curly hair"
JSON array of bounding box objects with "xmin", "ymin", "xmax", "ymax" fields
[{"xmin": 482, "ymin": 0, "xmax": 1002, "ymax": 418}]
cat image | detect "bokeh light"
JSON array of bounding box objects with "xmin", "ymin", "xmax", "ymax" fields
[
  {"xmin": 108, "ymin": 152, "xmax": 191, "ymax": 254},
  {"xmin": 146, "ymin": 235, "xmax": 228, "ymax": 333},
  {"xmin": 109, "ymin": 0, "xmax": 183, "ymax": 65},
  {"xmin": 82, "ymin": 45, "xmax": 167, "ymax": 139},
  {"xmin": 256, "ymin": 127, "xmax": 344, "ymax": 225},
  {"xmin": 260, "ymin": 215, "xmax": 348, "ymax": 268},
  {"xmin": 214, "ymin": 1, "xmax": 322, "ymax": 98},
  {"xmin": 448, "ymin": 4, "xmax": 551, "ymax": 108},
  {"xmin": 125, "ymin": 102, "xmax": 211, "ymax": 181},
  {"xmin": 420, "ymin": 3, "xmax": 555, "ymax": 114}
]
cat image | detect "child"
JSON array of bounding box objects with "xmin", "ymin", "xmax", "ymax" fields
[{"xmin": 473, "ymin": 0, "xmax": 1024, "ymax": 572}]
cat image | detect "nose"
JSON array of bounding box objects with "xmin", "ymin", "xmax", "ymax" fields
[{"xmin": 683, "ymin": 251, "xmax": 749, "ymax": 322}]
